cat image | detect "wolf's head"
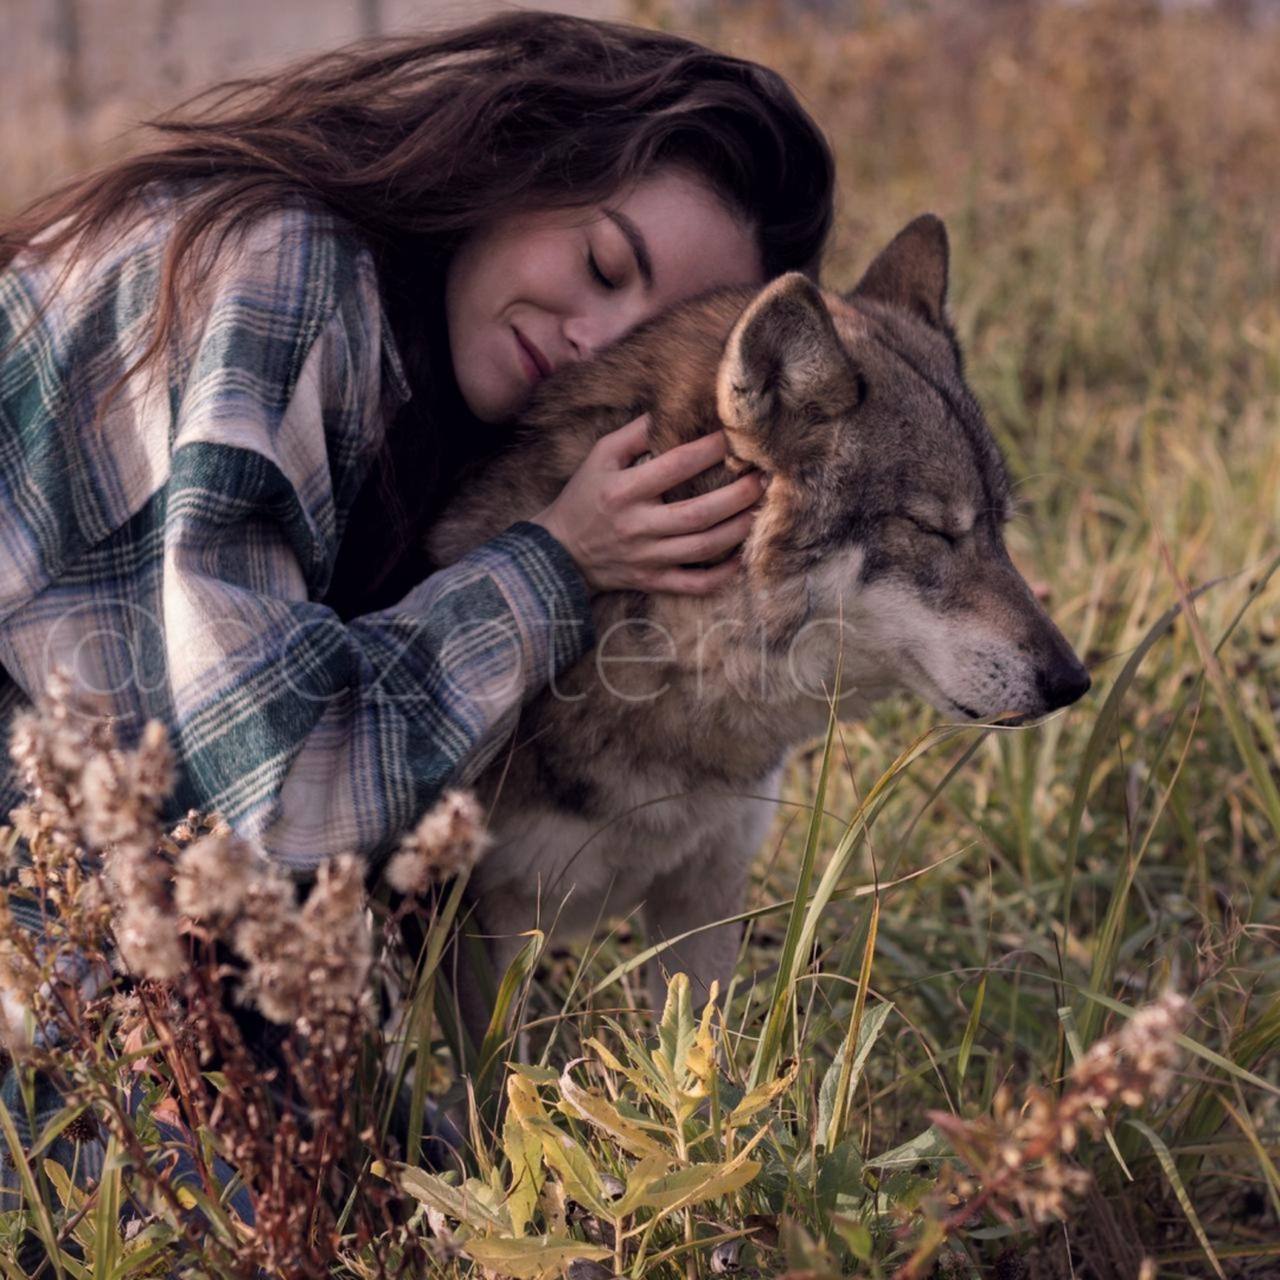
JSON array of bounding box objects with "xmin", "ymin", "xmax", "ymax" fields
[{"xmin": 715, "ymin": 215, "xmax": 1089, "ymax": 723}]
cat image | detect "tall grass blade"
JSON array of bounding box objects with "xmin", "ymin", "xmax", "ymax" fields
[
  {"xmin": 93, "ymin": 1134, "xmax": 121, "ymax": 1278},
  {"xmin": 1126, "ymin": 1118, "xmax": 1225, "ymax": 1279},
  {"xmin": 956, "ymin": 972, "xmax": 987, "ymax": 1096},
  {"xmin": 1175, "ymin": 992, "xmax": 1280, "ymax": 1178},
  {"xmin": 476, "ymin": 930, "xmax": 544, "ymax": 1102},
  {"xmin": 1061, "ymin": 580, "xmax": 1222, "ymax": 929},
  {"xmin": 749, "ymin": 689, "xmax": 839, "ymax": 1089},
  {"xmin": 1159, "ymin": 547, "xmax": 1280, "ymax": 915},
  {"xmin": 824, "ymin": 890, "xmax": 880, "ymax": 1149},
  {"xmin": 1217, "ymin": 1095, "xmax": 1280, "ymax": 1222},
  {"xmin": 0, "ymin": 1093, "xmax": 65, "ymax": 1280}
]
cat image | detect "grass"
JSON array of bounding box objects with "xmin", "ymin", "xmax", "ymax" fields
[
  {"xmin": 519, "ymin": 2, "xmax": 1280, "ymax": 1273},
  {"xmin": 1, "ymin": 0, "xmax": 1278, "ymax": 1276}
]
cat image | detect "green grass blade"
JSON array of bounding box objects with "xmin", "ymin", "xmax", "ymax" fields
[
  {"xmin": 381, "ymin": 868, "xmax": 473, "ymax": 1149},
  {"xmin": 1126, "ymin": 1118, "xmax": 1225, "ymax": 1279},
  {"xmin": 0, "ymin": 1092, "xmax": 65, "ymax": 1280},
  {"xmin": 1058, "ymin": 1004, "xmax": 1132, "ymax": 1180},
  {"xmin": 1175, "ymin": 992, "xmax": 1280, "ymax": 1178},
  {"xmin": 1163, "ymin": 549, "xmax": 1280, "ymax": 915},
  {"xmin": 1079, "ymin": 990, "xmax": 1280, "ymax": 1097},
  {"xmin": 587, "ymin": 847, "xmax": 965, "ymax": 995},
  {"xmin": 93, "ymin": 1133, "xmax": 121, "ymax": 1279},
  {"xmin": 1078, "ymin": 682, "xmax": 1200, "ymax": 1045},
  {"xmin": 1217, "ymin": 1094, "xmax": 1280, "ymax": 1223},
  {"xmin": 1061, "ymin": 579, "xmax": 1224, "ymax": 930},
  {"xmin": 476, "ymin": 929, "xmax": 544, "ymax": 1102},
  {"xmin": 824, "ymin": 891, "xmax": 880, "ymax": 1149},
  {"xmin": 749, "ymin": 691, "xmax": 839, "ymax": 1090},
  {"xmin": 956, "ymin": 972, "xmax": 987, "ymax": 1097}
]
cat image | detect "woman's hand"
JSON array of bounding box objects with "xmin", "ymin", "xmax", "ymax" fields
[{"xmin": 531, "ymin": 414, "xmax": 765, "ymax": 596}]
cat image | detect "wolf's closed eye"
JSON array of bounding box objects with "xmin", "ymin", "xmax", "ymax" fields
[{"xmin": 902, "ymin": 515, "xmax": 959, "ymax": 547}]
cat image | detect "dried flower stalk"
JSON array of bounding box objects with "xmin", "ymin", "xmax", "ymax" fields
[
  {"xmin": 0, "ymin": 669, "xmax": 471, "ymax": 1276},
  {"xmin": 894, "ymin": 993, "xmax": 1190, "ymax": 1280}
]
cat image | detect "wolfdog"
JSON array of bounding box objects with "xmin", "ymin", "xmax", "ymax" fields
[{"xmin": 427, "ymin": 215, "xmax": 1089, "ymax": 1027}]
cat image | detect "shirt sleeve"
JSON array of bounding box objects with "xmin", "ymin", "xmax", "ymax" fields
[{"xmin": 161, "ymin": 237, "xmax": 594, "ymax": 874}]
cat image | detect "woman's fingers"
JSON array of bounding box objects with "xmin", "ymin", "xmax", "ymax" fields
[
  {"xmin": 642, "ymin": 471, "xmax": 765, "ymax": 537},
  {"xmin": 625, "ymin": 429, "xmax": 728, "ymax": 499},
  {"xmin": 595, "ymin": 413, "xmax": 654, "ymax": 467},
  {"xmin": 533, "ymin": 417, "xmax": 762, "ymax": 597},
  {"xmin": 643, "ymin": 508, "xmax": 757, "ymax": 568},
  {"xmin": 641, "ymin": 554, "xmax": 745, "ymax": 597}
]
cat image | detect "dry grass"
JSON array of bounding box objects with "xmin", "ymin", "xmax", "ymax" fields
[{"xmin": 1, "ymin": 1, "xmax": 1278, "ymax": 1276}]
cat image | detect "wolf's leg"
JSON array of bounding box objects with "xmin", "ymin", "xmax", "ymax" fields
[
  {"xmin": 643, "ymin": 855, "xmax": 746, "ymax": 1012},
  {"xmin": 642, "ymin": 787, "xmax": 779, "ymax": 1012},
  {"xmin": 640, "ymin": 783, "xmax": 778, "ymax": 1013}
]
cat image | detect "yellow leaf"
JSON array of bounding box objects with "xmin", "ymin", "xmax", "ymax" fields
[
  {"xmin": 538, "ymin": 1176, "xmax": 567, "ymax": 1236},
  {"xmin": 614, "ymin": 1158, "xmax": 761, "ymax": 1218},
  {"xmin": 503, "ymin": 1076, "xmax": 545, "ymax": 1236},
  {"xmin": 464, "ymin": 1234, "xmax": 612, "ymax": 1279},
  {"xmin": 385, "ymin": 1161, "xmax": 508, "ymax": 1231},
  {"xmin": 683, "ymin": 982, "xmax": 720, "ymax": 1087},
  {"xmin": 587, "ymin": 1035, "xmax": 660, "ymax": 1096},
  {"xmin": 528, "ymin": 1118, "xmax": 611, "ymax": 1218},
  {"xmin": 558, "ymin": 1058, "xmax": 668, "ymax": 1159},
  {"xmin": 727, "ymin": 1059, "xmax": 799, "ymax": 1127}
]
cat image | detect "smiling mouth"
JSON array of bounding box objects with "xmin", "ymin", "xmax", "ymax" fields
[{"xmin": 512, "ymin": 326, "xmax": 552, "ymax": 385}]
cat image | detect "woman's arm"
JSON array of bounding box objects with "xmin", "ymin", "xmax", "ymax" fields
[{"xmin": 156, "ymin": 236, "xmax": 594, "ymax": 872}]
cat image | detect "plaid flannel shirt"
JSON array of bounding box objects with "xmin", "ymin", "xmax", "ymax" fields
[
  {"xmin": 0, "ymin": 194, "xmax": 593, "ymax": 1228},
  {"xmin": 0, "ymin": 194, "xmax": 595, "ymax": 875}
]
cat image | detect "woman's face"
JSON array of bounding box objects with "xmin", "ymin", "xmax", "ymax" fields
[{"xmin": 445, "ymin": 168, "xmax": 765, "ymax": 423}]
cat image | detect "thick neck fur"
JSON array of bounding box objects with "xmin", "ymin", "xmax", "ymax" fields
[{"xmin": 427, "ymin": 286, "xmax": 844, "ymax": 795}]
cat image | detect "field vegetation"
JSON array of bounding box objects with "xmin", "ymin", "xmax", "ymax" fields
[{"xmin": 0, "ymin": 1, "xmax": 1277, "ymax": 1276}]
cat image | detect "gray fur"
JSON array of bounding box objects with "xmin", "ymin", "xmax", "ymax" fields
[{"xmin": 427, "ymin": 216, "xmax": 1089, "ymax": 1029}]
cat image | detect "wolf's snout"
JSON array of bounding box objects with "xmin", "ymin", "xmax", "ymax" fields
[{"xmin": 1036, "ymin": 656, "xmax": 1091, "ymax": 712}]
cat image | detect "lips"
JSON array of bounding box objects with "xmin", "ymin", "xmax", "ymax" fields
[{"xmin": 512, "ymin": 326, "xmax": 552, "ymax": 386}]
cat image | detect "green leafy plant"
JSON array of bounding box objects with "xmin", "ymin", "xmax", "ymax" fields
[{"xmin": 379, "ymin": 973, "xmax": 785, "ymax": 1279}]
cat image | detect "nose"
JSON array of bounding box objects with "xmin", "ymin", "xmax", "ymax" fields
[
  {"xmin": 1036, "ymin": 656, "xmax": 1091, "ymax": 711},
  {"xmin": 562, "ymin": 320, "xmax": 587, "ymax": 363},
  {"xmin": 563, "ymin": 306, "xmax": 643, "ymax": 365}
]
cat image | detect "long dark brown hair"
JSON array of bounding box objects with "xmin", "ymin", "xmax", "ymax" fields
[{"xmin": 2, "ymin": 11, "xmax": 836, "ymax": 616}]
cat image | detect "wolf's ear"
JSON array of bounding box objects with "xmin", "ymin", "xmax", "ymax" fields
[
  {"xmin": 849, "ymin": 213, "xmax": 949, "ymax": 328},
  {"xmin": 717, "ymin": 273, "xmax": 859, "ymax": 464}
]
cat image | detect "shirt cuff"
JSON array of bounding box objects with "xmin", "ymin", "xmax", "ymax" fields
[
  {"xmin": 491, "ymin": 520, "xmax": 596, "ymax": 681},
  {"xmin": 393, "ymin": 518, "xmax": 596, "ymax": 698}
]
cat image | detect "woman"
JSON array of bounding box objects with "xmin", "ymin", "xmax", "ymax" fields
[
  {"xmin": 0, "ymin": 7, "xmax": 834, "ymax": 1233},
  {"xmin": 0, "ymin": 9, "xmax": 832, "ymax": 869}
]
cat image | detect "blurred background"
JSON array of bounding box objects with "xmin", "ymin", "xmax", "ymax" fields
[
  {"xmin": 3, "ymin": 0, "xmax": 626, "ymax": 203},
  {"xmin": 7, "ymin": 0, "xmax": 1280, "ymax": 226},
  {"xmin": 5, "ymin": 3, "xmax": 1280, "ymax": 1270}
]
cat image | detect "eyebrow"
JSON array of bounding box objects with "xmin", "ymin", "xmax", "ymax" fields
[{"xmin": 602, "ymin": 207, "xmax": 654, "ymax": 290}]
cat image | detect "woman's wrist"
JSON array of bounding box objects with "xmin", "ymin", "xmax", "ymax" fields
[{"xmin": 529, "ymin": 506, "xmax": 594, "ymax": 594}]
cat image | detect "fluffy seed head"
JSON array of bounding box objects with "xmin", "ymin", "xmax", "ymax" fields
[{"xmin": 386, "ymin": 790, "xmax": 489, "ymax": 897}]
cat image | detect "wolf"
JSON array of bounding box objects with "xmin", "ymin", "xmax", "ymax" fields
[{"xmin": 427, "ymin": 215, "xmax": 1089, "ymax": 1029}]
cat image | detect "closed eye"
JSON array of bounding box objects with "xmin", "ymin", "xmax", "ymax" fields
[
  {"xmin": 587, "ymin": 250, "xmax": 618, "ymax": 291},
  {"xmin": 903, "ymin": 515, "xmax": 959, "ymax": 546}
]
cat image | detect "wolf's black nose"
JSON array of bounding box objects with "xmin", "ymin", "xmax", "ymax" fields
[{"xmin": 1037, "ymin": 658, "xmax": 1092, "ymax": 711}]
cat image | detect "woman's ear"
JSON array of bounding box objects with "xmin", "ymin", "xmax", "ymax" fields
[{"xmin": 716, "ymin": 273, "xmax": 862, "ymax": 471}]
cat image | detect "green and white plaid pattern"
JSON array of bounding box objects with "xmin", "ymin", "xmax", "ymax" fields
[
  {"xmin": 0, "ymin": 193, "xmax": 594, "ymax": 871},
  {"xmin": 0, "ymin": 193, "xmax": 593, "ymax": 1235}
]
